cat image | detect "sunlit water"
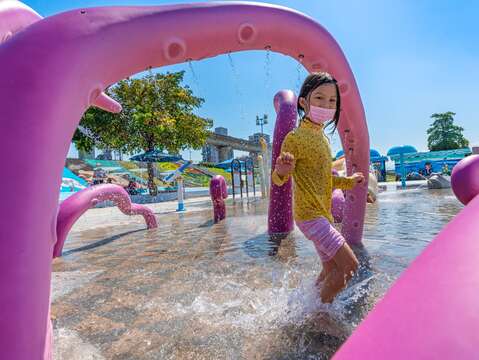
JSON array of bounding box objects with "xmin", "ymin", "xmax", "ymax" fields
[{"xmin": 52, "ymin": 188, "xmax": 463, "ymax": 359}]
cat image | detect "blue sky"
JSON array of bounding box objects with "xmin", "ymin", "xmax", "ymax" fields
[{"xmin": 25, "ymin": 0, "xmax": 479, "ymax": 161}]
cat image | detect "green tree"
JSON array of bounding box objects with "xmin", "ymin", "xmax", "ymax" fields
[
  {"xmin": 74, "ymin": 71, "xmax": 212, "ymax": 195},
  {"xmin": 426, "ymin": 112, "xmax": 469, "ymax": 151}
]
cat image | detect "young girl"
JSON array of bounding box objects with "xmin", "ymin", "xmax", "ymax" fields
[{"xmin": 272, "ymin": 72, "xmax": 364, "ymax": 303}]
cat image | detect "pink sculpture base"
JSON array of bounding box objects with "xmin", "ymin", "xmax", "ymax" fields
[
  {"xmin": 54, "ymin": 184, "xmax": 157, "ymax": 258},
  {"xmin": 331, "ymin": 189, "xmax": 345, "ymax": 223},
  {"xmin": 268, "ymin": 90, "xmax": 297, "ymax": 234},
  {"xmin": 451, "ymin": 154, "xmax": 479, "ymax": 205},
  {"xmin": 210, "ymin": 175, "xmax": 228, "ymax": 222}
]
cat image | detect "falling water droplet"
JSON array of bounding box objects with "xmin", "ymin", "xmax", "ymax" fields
[
  {"xmin": 187, "ymin": 59, "xmax": 202, "ymax": 98},
  {"xmin": 227, "ymin": 53, "xmax": 246, "ymax": 122}
]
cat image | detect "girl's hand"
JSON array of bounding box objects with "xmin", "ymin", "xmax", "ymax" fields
[
  {"xmin": 275, "ymin": 152, "xmax": 295, "ymax": 178},
  {"xmin": 351, "ymin": 172, "xmax": 365, "ymax": 186}
]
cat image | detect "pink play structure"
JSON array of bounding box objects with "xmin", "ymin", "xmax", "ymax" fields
[
  {"xmin": 335, "ymin": 155, "xmax": 479, "ymax": 359},
  {"xmin": 53, "ymin": 184, "xmax": 158, "ymax": 258},
  {"xmin": 268, "ymin": 90, "xmax": 297, "ymax": 234},
  {"xmin": 1, "ymin": 1, "xmax": 479, "ymax": 358},
  {"xmin": 209, "ymin": 175, "xmax": 228, "ymax": 222}
]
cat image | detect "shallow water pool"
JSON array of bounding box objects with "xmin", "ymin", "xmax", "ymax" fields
[{"xmin": 52, "ymin": 188, "xmax": 463, "ymax": 359}]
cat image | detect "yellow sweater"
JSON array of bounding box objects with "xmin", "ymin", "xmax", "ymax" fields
[{"xmin": 271, "ymin": 120, "xmax": 356, "ymax": 223}]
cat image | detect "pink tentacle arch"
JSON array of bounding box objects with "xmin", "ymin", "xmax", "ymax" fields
[
  {"xmin": 0, "ymin": 0, "xmax": 42, "ymax": 42},
  {"xmin": 53, "ymin": 184, "xmax": 157, "ymax": 258},
  {"xmin": 0, "ymin": 1, "xmax": 368, "ymax": 358}
]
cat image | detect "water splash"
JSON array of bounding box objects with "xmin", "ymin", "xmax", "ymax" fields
[
  {"xmin": 264, "ymin": 46, "xmax": 272, "ymax": 115},
  {"xmin": 52, "ymin": 191, "xmax": 462, "ymax": 358},
  {"xmin": 227, "ymin": 53, "xmax": 246, "ymax": 122},
  {"xmin": 295, "ymin": 55, "xmax": 305, "ymax": 94},
  {"xmin": 187, "ymin": 59, "xmax": 202, "ymax": 98}
]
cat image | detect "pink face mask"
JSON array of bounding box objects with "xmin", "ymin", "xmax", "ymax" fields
[{"xmin": 308, "ymin": 105, "xmax": 336, "ymax": 125}]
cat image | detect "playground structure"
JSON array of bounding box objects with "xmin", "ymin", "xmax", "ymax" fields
[
  {"xmin": 335, "ymin": 154, "xmax": 479, "ymax": 359},
  {"xmin": 1, "ymin": 1, "xmax": 479, "ymax": 359},
  {"xmin": 388, "ymin": 147, "xmax": 471, "ymax": 178},
  {"xmin": 268, "ymin": 90, "xmax": 298, "ymax": 235},
  {"xmin": 163, "ymin": 161, "xmax": 193, "ymax": 211},
  {"xmin": 230, "ymin": 156, "xmax": 257, "ymax": 201},
  {"xmin": 53, "ymin": 184, "xmax": 158, "ymax": 258},
  {"xmin": 336, "ymin": 148, "xmax": 388, "ymax": 182},
  {"xmin": 451, "ymin": 155, "xmax": 479, "ymax": 206},
  {"xmin": 387, "ymin": 145, "xmax": 418, "ymax": 188},
  {"xmin": 333, "ymin": 156, "xmax": 378, "ymax": 204},
  {"xmin": 259, "ymin": 137, "xmax": 271, "ymax": 198}
]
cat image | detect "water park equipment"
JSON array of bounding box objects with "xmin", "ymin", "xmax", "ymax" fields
[
  {"xmin": 330, "ymin": 168, "xmax": 346, "ymax": 223},
  {"xmin": 230, "ymin": 157, "xmax": 257, "ymax": 201},
  {"xmin": 259, "ymin": 137, "xmax": 271, "ymax": 198},
  {"xmin": 336, "ymin": 148, "xmax": 387, "ymax": 182},
  {"xmin": 245, "ymin": 157, "xmax": 256, "ymax": 200},
  {"xmin": 451, "ymin": 155, "xmax": 479, "ymax": 205},
  {"xmin": 330, "ymin": 161, "xmax": 377, "ymax": 224},
  {"xmin": 333, "ymin": 157, "xmax": 378, "ymax": 204},
  {"xmin": 387, "ymin": 145, "xmax": 418, "ymax": 189},
  {"xmin": 257, "ymin": 154, "xmax": 267, "ymax": 198},
  {"xmin": 427, "ymin": 173, "xmax": 451, "ymax": 189},
  {"xmin": 2, "ymin": 1, "xmax": 382, "ymax": 358},
  {"xmin": 334, "ymin": 154, "xmax": 479, "ymax": 359},
  {"xmin": 268, "ymin": 90, "xmax": 298, "ymax": 235},
  {"xmin": 367, "ymin": 171, "xmax": 378, "ymax": 202},
  {"xmin": 390, "ymin": 148, "xmax": 471, "ymax": 176},
  {"xmin": 209, "ymin": 175, "xmax": 228, "ymax": 222},
  {"xmin": 163, "ymin": 161, "xmax": 192, "ymax": 211},
  {"xmin": 61, "ymin": 167, "xmax": 88, "ymax": 192},
  {"xmin": 3, "ymin": 1, "xmax": 479, "ymax": 359},
  {"xmin": 53, "ymin": 184, "xmax": 157, "ymax": 258},
  {"xmin": 230, "ymin": 159, "xmax": 243, "ymax": 201},
  {"xmin": 331, "ymin": 189, "xmax": 346, "ymax": 223}
]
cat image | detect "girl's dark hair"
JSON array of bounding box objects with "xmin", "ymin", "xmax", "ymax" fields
[{"xmin": 297, "ymin": 72, "xmax": 341, "ymax": 133}]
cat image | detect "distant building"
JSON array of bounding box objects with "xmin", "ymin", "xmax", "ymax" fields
[
  {"xmin": 249, "ymin": 132, "xmax": 270, "ymax": 145},
  {"xmin": 202, "ymin": 127, "xmax": 234, "ymax": 163},
  {"xmin": 214, "ymin": 127, "xmax": 228, "ymax": 136},
  {"xmin": 202, "ymin": 144, "xmax": 220, "ymax": 163}
]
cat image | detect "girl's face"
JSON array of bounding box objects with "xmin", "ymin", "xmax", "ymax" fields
[{"xmin": 299, "ymin": 83, "xmax": 338, "ymax": 114}]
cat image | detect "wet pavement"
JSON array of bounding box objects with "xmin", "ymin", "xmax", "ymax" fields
[{"xmin": 52, "ymin": 188, "xmax": 463, "ymax": 359}]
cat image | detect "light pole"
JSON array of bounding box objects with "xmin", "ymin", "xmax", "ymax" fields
[{"xmin": 256, "ymin": 114, "xmax": 268, "ymax": 136}]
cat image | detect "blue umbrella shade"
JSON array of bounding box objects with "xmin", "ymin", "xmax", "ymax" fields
[{"xmin": 130, "ymin": 150, "xmax": 183, "ymax": 163}]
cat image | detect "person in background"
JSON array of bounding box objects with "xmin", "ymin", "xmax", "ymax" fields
[
  {"xmin": 442, "ymin": 163, "xmax": 450, "ymax": 175},
  {"xmin": 424, "ymin": 162, "xmax": 433, "ymax": 177},
  {"xmin": 126, "ymin": 180, "xmax": 139, "ymax": 195},
  {"xmin": 93, "ymin": 163, "xmax": 106, "ymax": 185}
]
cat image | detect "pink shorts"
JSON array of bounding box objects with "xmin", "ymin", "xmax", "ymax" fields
[{"xmin": 296, "ymin": 217, "xmax": 345, "ymax": 262}]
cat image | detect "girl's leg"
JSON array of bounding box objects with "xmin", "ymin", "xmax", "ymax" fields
[
  {"xmin": 297, "ymin": 218, "xmax": 359, "ymax": 302},
  {"xmin": 317, "ymin": 259, "xmax": 335, "ymax": 284},
  {"xmin": 321, "ymin": 262, "xmax": 345, "ymax": 303},
  {"xmin": 321, "ymin": 243, "xmax": 359, "ymax": 303}
]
